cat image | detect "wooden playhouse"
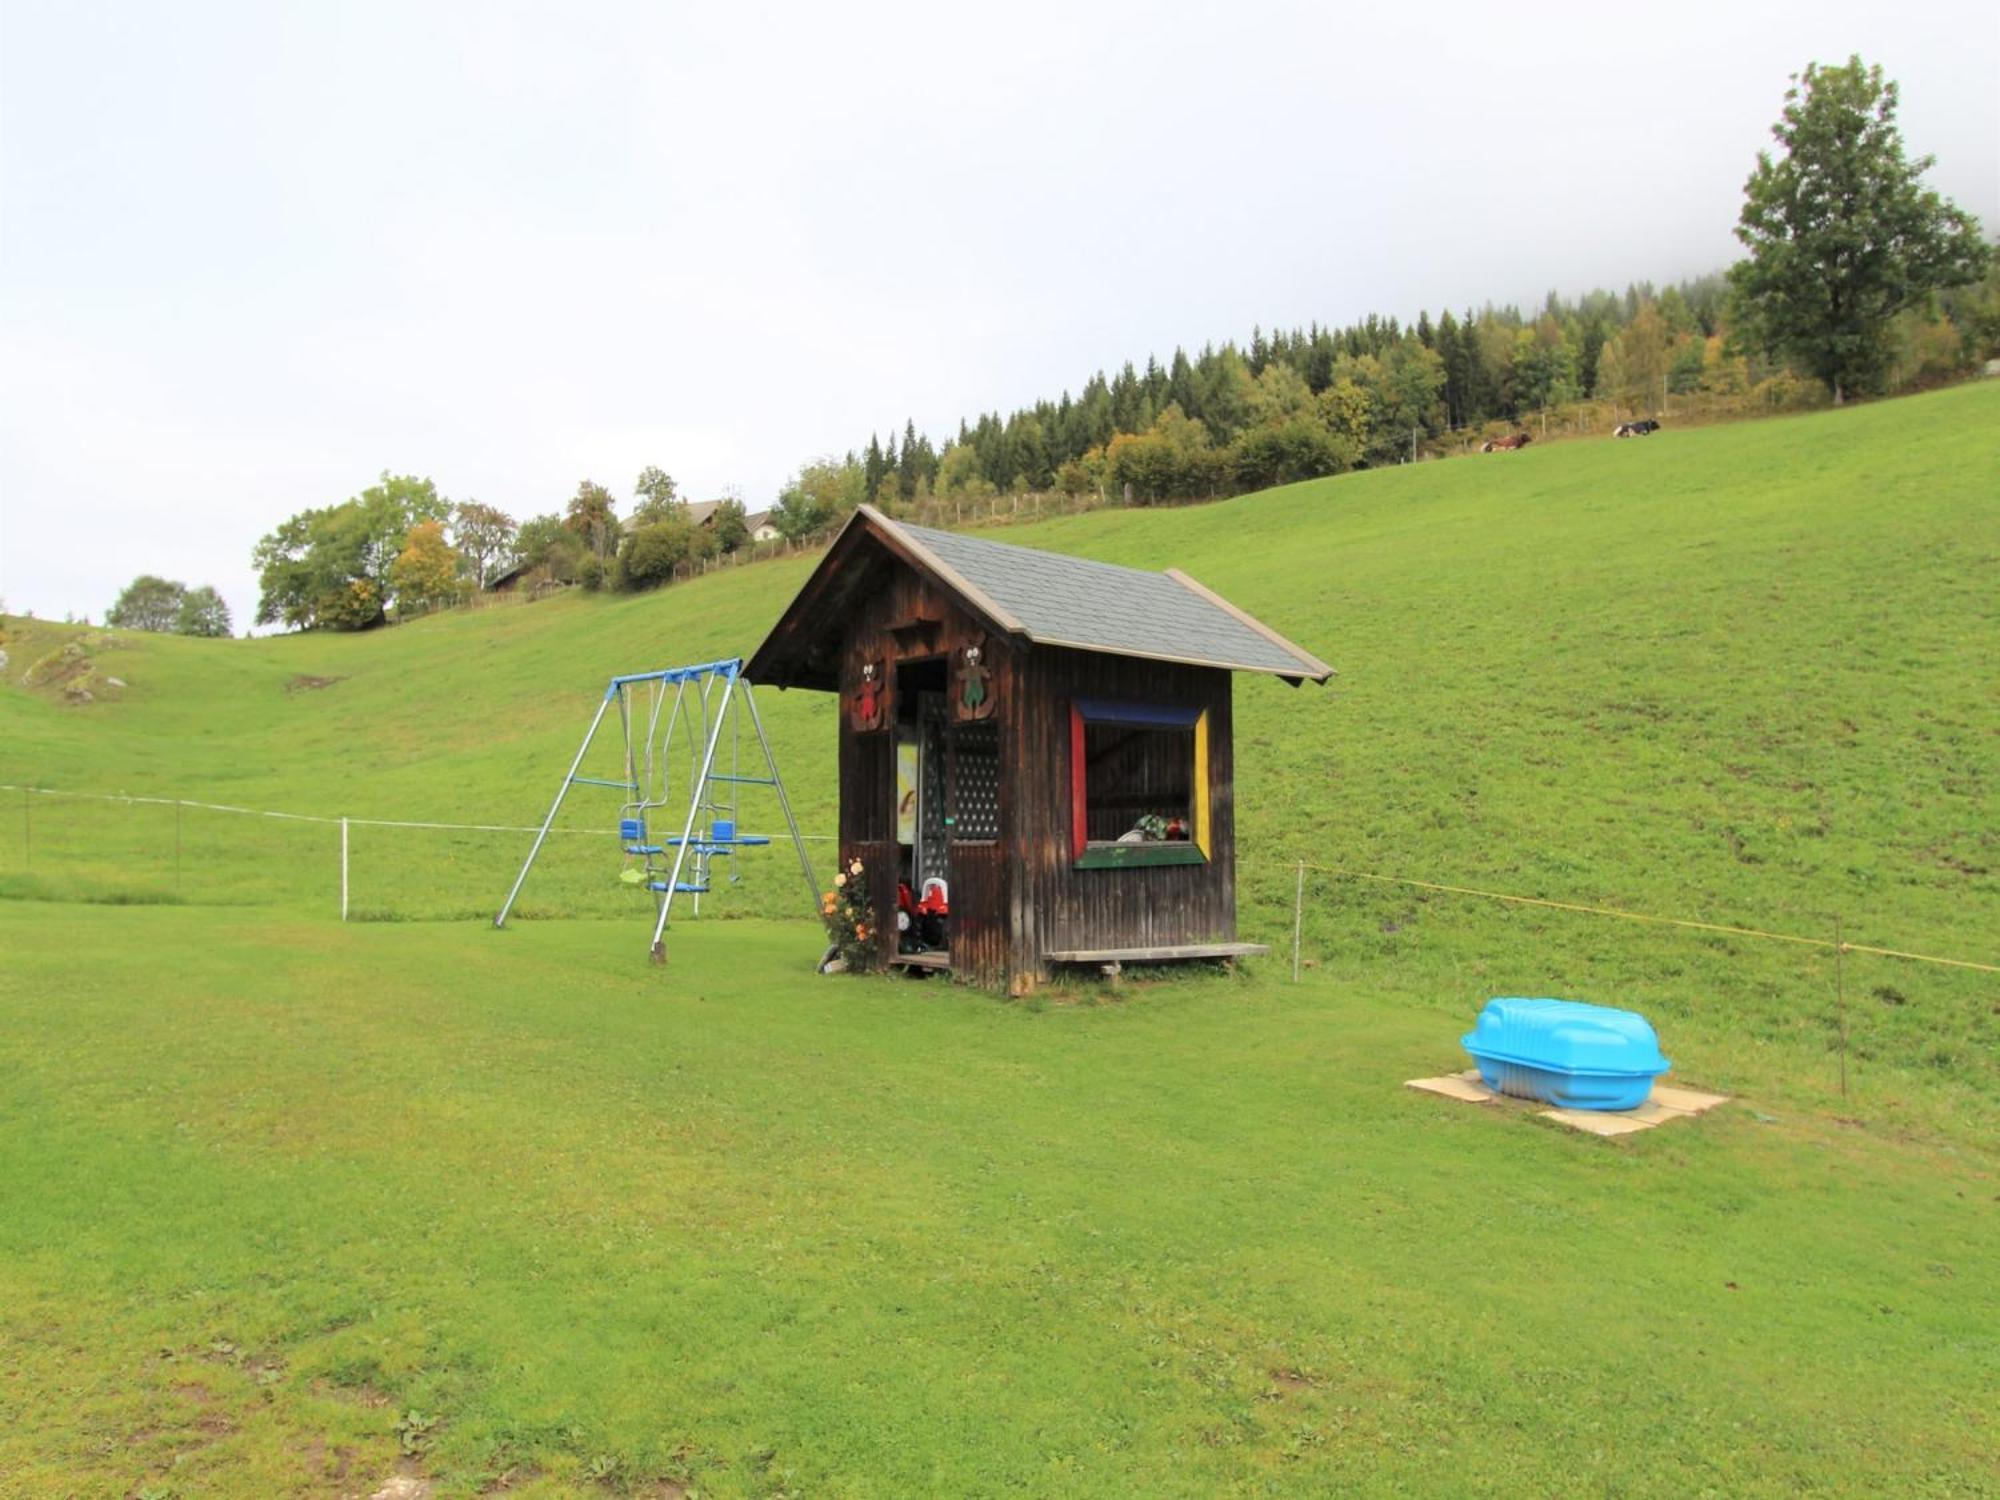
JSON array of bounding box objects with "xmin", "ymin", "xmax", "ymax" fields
[{"xmin": 745, "ymin": 505, "xmax": 1333, "ymax": 990}]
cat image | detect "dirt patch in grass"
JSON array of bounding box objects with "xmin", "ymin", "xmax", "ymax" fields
[
  {"xmin": 285, "ymin": 673, "xmax": 345, "ymax": 693},
  {"xmin": 477, "ymin": 1465, "xmax": 541, "ymax": 1494},
  {"xmin": 1266, "ymin": 1367, "xmax": 1321, "ymax": 1395},
  {"xmin": 311, "ymin": 1375, "xmax": 394, "ymax": 1408}
]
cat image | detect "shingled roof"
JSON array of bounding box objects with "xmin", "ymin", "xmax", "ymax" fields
[{"xmin": 746, "ymin": 505, "xmax": 1333, "ymax": 689}]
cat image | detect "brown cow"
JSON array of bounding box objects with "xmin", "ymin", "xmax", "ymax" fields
[{"xmin": 1480, "ymin": 432, "xmax": 1532, "ymax": 452}]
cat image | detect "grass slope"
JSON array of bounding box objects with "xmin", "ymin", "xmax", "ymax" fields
[
  {"xmin": 2, "ymin": 384, "xmax": 1994, "ymax": 1110},
  {"xmin": 0, "ymin": 385, "xmax": 1996, "ymax": 1495}
]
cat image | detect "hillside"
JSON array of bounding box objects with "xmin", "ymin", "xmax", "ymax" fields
[
  {"xmin": 6, "ymin": 382, "xmax": 1994, "ymax": 902},
  {"xmin": 2, "ymin": 385, "xmax": 1996, "ymax": 1098}
]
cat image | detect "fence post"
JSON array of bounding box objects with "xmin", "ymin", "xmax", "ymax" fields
[
  {"xmin": 1291, "ymin": 860, "xmax": 1305, "ymax": 982},
  {"xmin": 1834, "ymin": 914, "xmax": 1848, "ymax": 1099},
  {"xmin": 341, "ymin": 816, "xmax": 349, "ymax": 922}
]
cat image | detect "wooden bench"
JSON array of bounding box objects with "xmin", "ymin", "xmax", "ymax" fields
[{"xmin": 1043, "ymin": 942, "xmax": 1269, "ymax": 977}]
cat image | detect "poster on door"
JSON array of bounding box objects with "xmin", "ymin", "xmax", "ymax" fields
[{"xmin": 895, "ymin": 732, "xmax": 920, "ymax": 845}]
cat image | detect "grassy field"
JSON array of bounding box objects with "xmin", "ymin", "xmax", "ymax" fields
[
  {"xmin": 2, "ymin": 384, "xmax": 1997, "ymax": 1494},
  {"xmin": 2, "ymin": 909, "xmax": 1993, "ymax": 1498}
]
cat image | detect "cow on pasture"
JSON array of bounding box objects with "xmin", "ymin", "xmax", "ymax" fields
[
  {"xmin": 1614, "ymin": 419, "xmax": 1662, "ymax": 438},
  {"xmin": 1481, "ymin": 432, "xmax": 1532, "ymax": 452}
]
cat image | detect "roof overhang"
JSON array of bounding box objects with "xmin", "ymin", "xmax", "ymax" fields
[
  {"xmin": 744, "ymin": 507, "xmax": 1019, "ymax": 690},
  {"xmin": 744, "ymin": 504, "xmax": 1335, "ymax": 689}
]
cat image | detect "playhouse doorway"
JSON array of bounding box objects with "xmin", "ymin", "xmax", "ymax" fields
[{"xmin": 894, "ymin": 657, "xmax": 952, "ymax": 964}]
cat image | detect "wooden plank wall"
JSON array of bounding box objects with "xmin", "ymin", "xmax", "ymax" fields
[
  {"xmin": 1007, "ymin": 647, "xmax": 1236, "ymax": 985},
  {"xmin": 834, "ymin": 562, "xmax": 1016, "ymax": 988}
]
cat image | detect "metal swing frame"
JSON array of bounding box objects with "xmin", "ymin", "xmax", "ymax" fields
[{"xmin": 493, "ymin": 658, "xmax": 819, "ymax": 963}]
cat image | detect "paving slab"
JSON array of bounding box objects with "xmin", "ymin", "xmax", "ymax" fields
[
  {"xmin": 1650, "ymin": 1083, "xmax": 1729, "ymax": 1115},
  {"xmin": 1407, "ymin": 1068, "xmax": 1730, "ymax": 1135},
  {"xmin": 1404, "ymin": 1072, "xmax": 1498, "ymax": 1103}
]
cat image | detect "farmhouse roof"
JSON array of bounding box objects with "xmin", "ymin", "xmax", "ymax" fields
[
  {"xmin": 485, "ymin": 559, "xmax": 531, "ymax": 591},
  {"xmin": 746, "ymin": 504, "xmax": 1333, "ymax": 690}
]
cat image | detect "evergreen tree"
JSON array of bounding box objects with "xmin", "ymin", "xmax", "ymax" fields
[
  {"xmin": 1167, "ymin": 349, "xmax": 1196, "ymax": 416},
  {"xmin": 898, "ymin": 419, "xmax": 921, "ymax": 502},
  {"xmin": 1578, "ymin": 318, "xmax": 1609, "ymax": 398},
  {"xmin": 863, "ymin": 434, "xmax": 886, "ymax": 502}
]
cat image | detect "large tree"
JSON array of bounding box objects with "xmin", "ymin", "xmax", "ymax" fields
[
  {"xmin": 450, "ymin": 500, "xmax": 516, "ymax": 588},
  {"xmin": 389, "ymin": 521, "xmax": 463, "ymax": 612},
  {"xmin": 175, "ymin": 586, "xmax": 232, "ymax": 638},
  {"xmin": 105, "ymin": 575, "xmax": 233, "ymax": 636},
  {"xmin": 563, "ymin": 480, "xmax": 621, "ymax": 561},
  {"xmin": 1728, "ymin": 56, "xmax": 1990, "ymax": 404},
  {"xmin": 773, "ymin": 456, "xmax": 866, "ymax": 541},
  {"xmin": 106, "ymin": 575, "xmax": 186, "ymax": 632},
  {"xmin": 631, "ymin": 465, "xmax": 681, "ymax": 524},
  {"xmin": 513, "ymin": 512, "xmax": 581, "ymax": 582},
  {"xmin": 253, "ymin": 472, "xmax": 448, "ymax": 630}
]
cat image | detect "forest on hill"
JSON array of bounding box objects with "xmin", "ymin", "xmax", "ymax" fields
[{"xmin": 791, "ymin": 263, "xmax": 1997, "ymax": 532}]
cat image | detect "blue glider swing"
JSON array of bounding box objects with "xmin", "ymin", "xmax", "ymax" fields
[{"xmin": 493, "ymin": 658, "xmax": 819, "ymax": 962}]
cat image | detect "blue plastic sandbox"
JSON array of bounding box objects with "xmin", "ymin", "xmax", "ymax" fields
[{"xmin": 1461, "ymin": 998, "xmax": 1670, "ymax": 1111}]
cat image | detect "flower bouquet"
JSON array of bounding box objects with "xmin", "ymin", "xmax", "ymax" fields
[{"xmin": 820, "ymin": 856, "xmax": 878, "ymax": 973}]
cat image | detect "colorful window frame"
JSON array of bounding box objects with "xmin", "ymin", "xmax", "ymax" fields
[{"xmin": 1069, "ymin": 697, "xmax": 1211, "ymax": 869}]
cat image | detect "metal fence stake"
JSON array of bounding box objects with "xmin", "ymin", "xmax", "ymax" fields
[
  {"xmin": 341, "ymin": 817, "xmax": 349, "ymax": 923},
  {"xmin": 1835, "ymin": 914, "xmax": 1848, "ymax": 1099},
  {"xmin": 1292, "ymin": 859, "xmax": 1305, "ymax": 982}
]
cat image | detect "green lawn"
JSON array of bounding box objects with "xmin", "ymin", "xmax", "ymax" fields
[
  {"xmin": 2, "ymin": 907, "xmax": 1993, "ymax": 1497},
  {"xmin": 2, "ymin": 384, "xmax": 1997, "ymax": 1494}
]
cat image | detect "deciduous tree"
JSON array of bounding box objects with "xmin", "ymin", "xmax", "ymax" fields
[
  {"xmin": 389, "ymin": 521, "xmax": 463, "ymax": 612},
  {"xmin": 106, "ymin": 575, "xmax": 185, "ymax": 632},
  {"xmin": 252, "ymin": 473, "xmax": 447, "ymax": 630},
  {"xmin": 564, "ymin": 480, "xmax": 621, "ymax": 561},
  {"xmin": 1728, "ymin": 56, "xmax": 1991, "ymax": 403},
  {"xmin": 632, "ymin": 466, "xmax": 681, "ymax": 524},
  {"xmin": 175, "ymin": 586, "xmax": 232, "ymax": 638},
  {"xmin": 773, "ymin": 456, "xmax": 866, "ymax": 541},
  {"xmin": 450, "ymin": 501, "xmax": 517, "ymax": 588},
  {"xmin": 710, "ymin": 499, "xmax": 750, "ymax": 554},
  {"xmin": 617, "ymin": 510, "xmax": 702, "ymax": 590}
]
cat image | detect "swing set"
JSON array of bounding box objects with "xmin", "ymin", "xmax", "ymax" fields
[{"xmin": 493, "ymin": 658, "xmax": 819, "ymax": 962}]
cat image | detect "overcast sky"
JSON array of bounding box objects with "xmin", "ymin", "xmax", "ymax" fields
[{"xmin": 2, "ymin": 1, "xmax": 1994, "ymax": 631}]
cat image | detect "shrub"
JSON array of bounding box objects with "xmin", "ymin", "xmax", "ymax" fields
[{"xmin": 617, "ymin": 515, "xmax": 700, "ymax": 591}]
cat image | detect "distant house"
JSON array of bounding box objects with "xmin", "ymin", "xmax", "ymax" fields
[
  {"xmin": 684, "ymin": 499, "xmax": 782, "ymax": 546},
  {"xmin": 486, "ymin": 560, "xmax": 533, "ymax": 593}
]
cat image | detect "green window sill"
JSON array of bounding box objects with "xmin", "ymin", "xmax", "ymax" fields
[{"xmin": 1074, "ymin": 842, "xmax": 1207, "ymax": 870}]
